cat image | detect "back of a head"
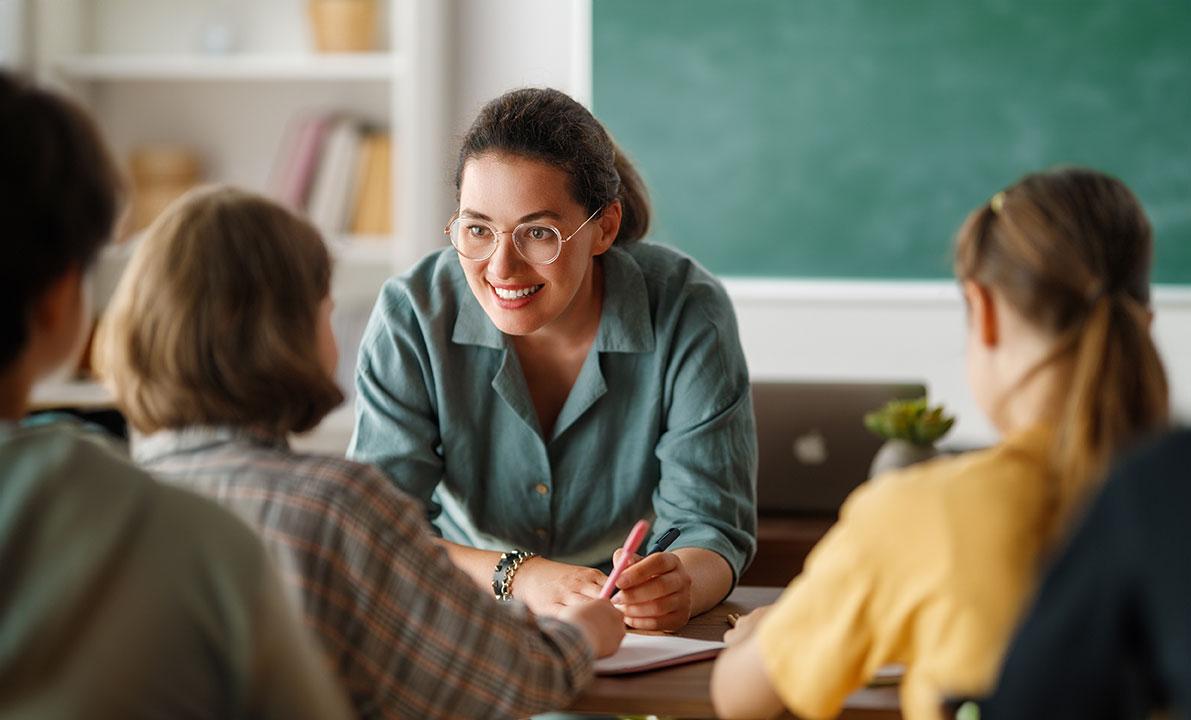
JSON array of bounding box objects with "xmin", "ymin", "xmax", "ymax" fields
[
  {"xmin": 97, "ymin": 186, "xmax": 343, "ymax": 437},
  {"xmin": 455, "ymin": 87, "xmax": 652, "ymax": 244},
  {"xmin": 954, "ymin": 167, "xmax": 1170, "ymax": 514},
  {"xmin": 0, "ymin": 72, "xmax": 122, "ymax": 370}
]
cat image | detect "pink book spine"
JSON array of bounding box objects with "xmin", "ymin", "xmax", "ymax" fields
[
  {"xmin": 281, "ymin": 116, "xmax": 332, "ymax": 211},
  {"xmin": 266, "ymin": 115, "xmax": 303, "ymax": 204}
]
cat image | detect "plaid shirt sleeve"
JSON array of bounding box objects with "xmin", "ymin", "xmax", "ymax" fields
[{"xmin": 296, "ymin": 464, "xmax": 594, "ymax": 719}]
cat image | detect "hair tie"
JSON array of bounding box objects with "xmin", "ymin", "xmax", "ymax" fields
[
  {"xmin": 1090, "ymin": 285, "xmax": 1126, "ymax": 309},
  {"xmin": 990, "ymin": 191, "xmax": 1006, "ymax": 214}
]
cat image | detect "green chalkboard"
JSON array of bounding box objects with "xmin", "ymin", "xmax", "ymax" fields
[{"xmin": 593, "ymin": 0, "xmax": 1191, "ymax": 281}]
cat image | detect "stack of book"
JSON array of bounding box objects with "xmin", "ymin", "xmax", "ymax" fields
[{"xmin": 269, "ymin": 114, "xmax": 393, "ymax": 240}]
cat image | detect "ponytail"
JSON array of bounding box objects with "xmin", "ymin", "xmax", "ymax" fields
[
  {"xmin": 1055, "ymin": 293, "xmax": 1169, "ymax": 517},
  {"xmin": 612, "ymin": 142, "xmax": 651, "ymax": 243}
]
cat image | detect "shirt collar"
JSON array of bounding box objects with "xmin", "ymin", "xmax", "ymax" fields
[
  {"xmin": 133, "ymin": 425, "xmax": 288, "ymax": 464},
  {"xmin": 451, "ymin": 276, "xmax": 506, "ymax": 349},
  {"xmin": 999, "ymin": 423, "xmax": 1054, "ymax": 463},
  {"xmin": 594, "ymin": 245, "xmax": 654, "ymax": 353},
  {"xmin": 450, "ymin": 245, "xmax": 655, "ymax": 354}
]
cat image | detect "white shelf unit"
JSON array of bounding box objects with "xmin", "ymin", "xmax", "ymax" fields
[
  {"xmin": 30, "ymin": 0, "xmax": 450, "ymax": 311},
  {"xmin": 54, "ymin": 52, "xmax": 403, "ymax": 82},
  {"xmin": 26, "ymin": 0, "xmax": 452, "ymax": 417}
]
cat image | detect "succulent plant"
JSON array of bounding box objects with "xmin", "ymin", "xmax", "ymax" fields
[{"xmin": 864, "ymin": 396, "xmax": 955, "ymax": 446}]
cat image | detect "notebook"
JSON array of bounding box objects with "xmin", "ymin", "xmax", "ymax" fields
[
  {"xmin": 594, "ymin": 634, "xmax": 725, "ymax": 675},
  {"xmin": 752, "ymin": 380, "xmax": 926, "ymax": 515}
]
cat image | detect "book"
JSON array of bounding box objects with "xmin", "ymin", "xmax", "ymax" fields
[
  {"xmin": 350, "ymin": 132, "xmax": 393, "ymax": 236},
  {"xmin": 306, "ymin": 118, "xmax": 362, "ymax": 236},
  {"xmin": 272, "ymin": 115, "xmax": 333, "ymax": 211},
  {"xmin": 594, "ymin": 634, "xmax": 725, "ymax": 676},
  {"xmin": 265, "ymin": 115, "xmax": 304, "ymax": 205}
]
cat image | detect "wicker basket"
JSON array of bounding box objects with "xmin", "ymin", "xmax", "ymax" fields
[
  {"xmin": 128, "ymin": 146, "xmax": 201, "ymax": 233},
  {"xmin": 308, "ymin": 0, "xmax": 378, "ymax": 53}
]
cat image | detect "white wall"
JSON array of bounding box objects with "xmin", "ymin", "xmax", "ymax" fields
[
  {"xmin": 449, "ymin": 0, "xmax": 591, "ymax": 134},
  {"xmin": 0, "ymin": 0, "xmax": 29, "ymax": 67},
  {"xmin": 729, "ymin": 281, "xmax": 1191, "ymax": 446},
  {"xmin": 449, "ymin": 0, "xmax": 1191, "ymax": 448}
]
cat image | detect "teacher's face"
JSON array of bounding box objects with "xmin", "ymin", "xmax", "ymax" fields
[{"xmin": 456, "ymin": 152, "xmax": 615, "ymax": 337}]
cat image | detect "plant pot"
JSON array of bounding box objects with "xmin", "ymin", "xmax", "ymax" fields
[
  {"xmin": 869, "ymin": 439, "xmax": 938, "ymax": 479},
  {"xmin": 308, "ymin": 0, "xmax": 378, "ymax": 53}
]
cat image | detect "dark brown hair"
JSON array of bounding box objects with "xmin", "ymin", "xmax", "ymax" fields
[
  {"xmin": 454, "ymin": 87, "xmax": 651, "ymax": 243},
  {"xmin": 955, "ymin": 167, "xmax": 1169, "ymax": 515},
  {"xmin": 0, "ymin": 72, "xmax": 123, "ymax": 369},
  {"xmin": 98, "ymin": 186, "xmax": 342, "ymax": 436}
]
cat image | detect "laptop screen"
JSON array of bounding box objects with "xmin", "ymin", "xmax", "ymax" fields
[{"xmin": 751, "ymin": 381, "xmax": 926, "ymax": 515}]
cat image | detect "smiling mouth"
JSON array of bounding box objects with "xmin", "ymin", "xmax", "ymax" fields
[{"xmin": 491, "ymin": 284, "xmax": 544, "ymax": 300}]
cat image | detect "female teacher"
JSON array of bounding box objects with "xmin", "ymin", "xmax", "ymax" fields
[{"xmin": 349, "ymin": 88, "xmax": 756, "ymax": 631}]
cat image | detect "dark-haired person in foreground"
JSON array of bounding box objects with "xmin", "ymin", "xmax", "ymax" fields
[
  {"xmin": 984, "ymin": 429, "xmax": 1191, "ymax": 719},
  {"xmin": 349, "ymin": 88, "xmax": 757, "ymax": 631},
  {"xmin": 0, "ymin": 72, "xmax": 350, "ymax": 719}
]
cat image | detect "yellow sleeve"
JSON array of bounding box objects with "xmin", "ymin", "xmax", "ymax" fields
[{"xmin": 757, "ymin": 469, "xmax": 945, "ymax": 719}]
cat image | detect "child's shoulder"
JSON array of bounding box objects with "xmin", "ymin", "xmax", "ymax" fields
[
  {"xmin": 2, "ymin": 420, "xmax": 267, "ymax": 568},
  {"xmin": 2, "ymin": 419, "xmax": 145, "ymax": 494},
  {"xmin": 847, "ymin": 433, "xmax": 1050, "ymax": 523},
  {"xmin": 280, "ymin": 447, "xmax": 424, "ymax": 529}
]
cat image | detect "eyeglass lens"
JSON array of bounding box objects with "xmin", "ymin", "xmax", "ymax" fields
[{"xmin": 448, "ymin": 219, "xmax": 563, "ymax": 264}]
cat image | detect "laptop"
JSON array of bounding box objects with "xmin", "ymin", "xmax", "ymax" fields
[{"xmin": 751, "ymin": 380, "xmax": 927, "ymax": 515}]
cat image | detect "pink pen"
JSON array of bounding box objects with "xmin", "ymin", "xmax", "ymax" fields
[{"xmin": 599, "ymin": 519, "xmax": 651, "ymax": 600}]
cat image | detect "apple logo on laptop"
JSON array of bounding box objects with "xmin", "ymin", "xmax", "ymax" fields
[{"xmin": 792, "ymin": 430, "xmax": 828, "ymax": 466}]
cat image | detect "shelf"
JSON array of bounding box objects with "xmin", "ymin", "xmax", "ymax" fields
[
  {"xmin": 30, "ymin": 380, "xmax": 115, "ymax": 412},
  {"xmin": 56, "ymin": 53, "xmax": 402, "ymax": 81},
  {"xmin": 329, "ymin": 236, "xmax": 395, "ymax": 265},
  {"xmin": 103, "ymin": 234, "xmax": 394, "ymax": 263}
]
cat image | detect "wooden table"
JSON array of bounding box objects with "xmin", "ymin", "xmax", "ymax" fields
[{"xmin": 568, "ymin": 586, "xmax": 900, "ymax": 719}]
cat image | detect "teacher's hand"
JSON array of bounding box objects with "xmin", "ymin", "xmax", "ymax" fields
[
  {"xmin": 609, "ymin": 549, "xmax": 693, "ymax": 631},
  {"xmin": 512, "ymin": 557, "xmax": 608, "ymax": 616}
]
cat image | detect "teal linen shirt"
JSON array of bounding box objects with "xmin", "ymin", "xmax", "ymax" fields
[{"xmin": 349, "ymin": 242, "xmax": 757, "ymax": 577}]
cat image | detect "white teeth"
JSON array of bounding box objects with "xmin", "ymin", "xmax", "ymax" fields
[{"xmin": 493, "ymin": 284, "xmax": 543, "ymax": 300}]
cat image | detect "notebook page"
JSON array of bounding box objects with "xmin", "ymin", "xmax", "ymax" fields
[{"xmin": 594, "ymin": 634, "xmax": 726, "ymax": 675}]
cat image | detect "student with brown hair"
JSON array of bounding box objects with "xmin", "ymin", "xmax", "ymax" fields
[
  {"xmin": 0, "ymin": 72, "xmax": 351, "ymax": 720},
  {"xmin": 349, "ymin": 88, "xmax": 757, "ymax": 631},
  {"xmin": 98, "ymin": 185, "xmax": 626, "ymax": 720},
  {"xmin": 710, "ymin": 167, "xmax": 1170, "ymax": 720}
]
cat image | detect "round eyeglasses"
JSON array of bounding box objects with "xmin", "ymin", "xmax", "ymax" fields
[{"xmin": 444, "ymin": 207, "xmax": 603, "ymax": 266}]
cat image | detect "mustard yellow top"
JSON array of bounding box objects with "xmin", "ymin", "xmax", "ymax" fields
[{"xmin": 759, "ymin": 427, "xmax": 1059, "ymax": 720}]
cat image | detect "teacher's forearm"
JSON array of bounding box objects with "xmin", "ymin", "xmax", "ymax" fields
[
  {"xmin": 436, "ymin": 539, "xmax": 504, "ymax": 592},
  {"xmin": 674, "ymin": 547, "xmax": 734, "ymax": 616}
]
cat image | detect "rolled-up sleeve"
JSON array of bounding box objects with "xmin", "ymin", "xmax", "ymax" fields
[
  {"xmin": 349, "ymin": 284, "xmax": 446, "ymax": 522},
  {"xmin": 652, "ymin": 279, "xmax": 758, "ymax": 582}
]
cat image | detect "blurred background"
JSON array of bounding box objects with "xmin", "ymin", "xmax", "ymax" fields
[{"xmin": 5, "ymin": 0, "xmax": 1189, "ymax": 450}]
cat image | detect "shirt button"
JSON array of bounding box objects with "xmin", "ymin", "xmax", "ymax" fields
[
  {"xmin": 535, "ymin": 528, "xmax": 549, "ymax": 540},
  {"xmin": 534, "ymin": 483, "xmax": 549, "ymax": 496}
]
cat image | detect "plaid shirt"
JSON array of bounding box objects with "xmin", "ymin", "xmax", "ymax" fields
[{"xmin": 134, "ymin": 427, "xmax": 593, "ymax": 720}]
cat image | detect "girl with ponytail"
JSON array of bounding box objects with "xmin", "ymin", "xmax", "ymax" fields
[
  {"xmin": 954, "ymin": 168, "xmax": 1169, "ymax": 526},
  {"xmin": 351, "ymin": 88, "xmax": 756, "ymax": 631},
  {"xmin": 712, "ymin": 167, "xmax": 1169, "ymax": 720}
]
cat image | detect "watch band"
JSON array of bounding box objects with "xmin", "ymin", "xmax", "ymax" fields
[{"xmin": 492, "ymin": 549, "xmax": 537, "ymax": 601}]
